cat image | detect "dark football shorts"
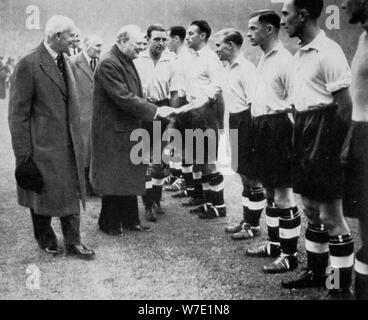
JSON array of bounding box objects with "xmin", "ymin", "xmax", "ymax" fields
[
  {"xmin": 293, "ymin": 104, "xmax": 348, "ymax": 202},
  {"xmin": 342, "ymin": 121, "xmax": 368, "ymax": 220},
  {"xmin": 183, "ymin": 99, "xmax": 219, "ymax": 166},
  {"xmin": 229, "ymin": 109, "xmax": 256, "ymax": 179},
  {"xmin": 252, "ymin": 111, "xmax": 293, "ymax": 189}
]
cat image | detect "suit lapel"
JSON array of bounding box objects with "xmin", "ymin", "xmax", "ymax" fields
[
  {"xmin": 38, "ymin": 43, "xmax": 67, "ymax": 96},
  {"xmin": 64, "ymin": 55, "xmax": 78, "ymax": 118},
  {"xmin": 129, "ymin": 61, "xmax": 143, "ymax": 94},
  {"xmin": 125, "ymin": 62, "xmax": 142, "ymax": 93},
  {"xmin": 76, "ymin": 53, "xmax": 94, "ymax": 82}
]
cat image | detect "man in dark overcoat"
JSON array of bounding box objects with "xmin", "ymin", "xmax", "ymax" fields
[
  {"xmin": 8, "ymin": 15, "xmax": 95, "ymax": 259},
  {"xmin": 91, "ymin": 24, "xmax": 174, "ymax": 235}
]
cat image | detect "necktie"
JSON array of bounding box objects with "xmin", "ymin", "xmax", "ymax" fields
[
  {"xmin": 90, "ymin": 58, "xmax": 98, "ymax": 72},
  {"xmin": 56, "ymin": 53, "xmax": 67, "ymax": 84}
]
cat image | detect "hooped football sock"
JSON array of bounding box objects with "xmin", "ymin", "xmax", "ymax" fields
[
  {"xmin": 329, "ymin": 234, "xmax": 354, "ymax": 291},
  {"xmin": 245, "ymin": 186, "xmax": 265, "ymax": 228},
  {"xmin": 193, "ymin": 170, "xmax": 203, "ymax": 199},
  {"xmin": 209, "ymin": 173, "xmax": 226, "ymax": 216},
  {"xmin": 242, "ymin": 184, "xmax": 251, "ymax": 222},
  {"xmin": 355, "ymin": 247, "xmax": 368, "ymax": 300},
  {"xmin": 182, "ymin": 165, "xmax": 194, "ymax": 195},
  {"xmin": 265, "ymin": 205, "xmax": 281, "ymax": 255},
  {"xmin": 279, "ymin": 207, "xmax": 301, "ymax": 256},
  {"xmin": 305, "ymin": 223, "xmax": 330, "ymax": 277}
]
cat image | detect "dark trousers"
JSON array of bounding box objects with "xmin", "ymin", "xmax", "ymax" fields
[
  {"xmin": 99, "ymin": 195, "xmax": 140, "ymax": 231},
  {"xmin": 85, "ymin": 167, "xmax": 93, "ymax": 195},
  {"xmin": 30, "ymin": 209, "xmax": 81, "ymax": 247}
]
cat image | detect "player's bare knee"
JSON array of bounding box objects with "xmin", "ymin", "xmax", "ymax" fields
[
  {"xmin": 303, "ymin": 206, "xmax": 318, "ymax": 221},
  {"xmin": 318, "ymin": 212, "xmax": 335, "ymax": 230},
  {"xmin": 319, "ymin": 200, "xmax": 350, "ymax": 234},
  {"xmin": 302, "ymin": 198, "xmax": 319, "ymax": 222},
  {"xmin": 274, "ymin": 188, "xmax": 296, "ymax": 208},
  {"xmin": 360, "ymin": 218, "xmax": 368, "ymax": 248},
  {"xmin": 265, "ymin": 188, "xmax": 274, "ymax": 204}
]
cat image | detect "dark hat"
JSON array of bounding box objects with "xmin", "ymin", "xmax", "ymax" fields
[{"xmin": 15, "ymin": 157, "xmax": 44, "ymax": 194}]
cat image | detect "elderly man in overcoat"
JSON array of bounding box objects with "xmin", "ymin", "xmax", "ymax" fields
[
  {"xmin": 91, "ymin": 24, "xmax": 174, "ymax": 235},
  {"xmin": 71, "ymin": 34, "xmax": 103, "ymax": 195},
  {"xmin": 8, "ymin": 15, "xmax": 95, "ymax": 259}
]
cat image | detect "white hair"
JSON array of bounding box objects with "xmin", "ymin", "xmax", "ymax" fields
[
  {"xmin": 116, "ymin": 24, "xmax": 142, "ymax": 43},
  {"xmin": 83, "ymin": 34, "xmax": 103, "ymax": 48},
  {"xmin": 44, "ymin": 15, "xmax": 76, "ymax": 39}
]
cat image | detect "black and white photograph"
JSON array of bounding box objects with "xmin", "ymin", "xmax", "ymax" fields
[{"xmin": 0, "ymin": 0, "xmax": 368, "ymax": 304}]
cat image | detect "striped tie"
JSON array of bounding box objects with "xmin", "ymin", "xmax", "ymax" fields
[{"xmin": 90, "ymin": 58, "xmax": 97, "ymax": 72}]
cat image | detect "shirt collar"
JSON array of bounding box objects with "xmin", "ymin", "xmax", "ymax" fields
[
  {"xmin": 83, "ymin": 51, "xmax": 92, "ymax": 64},
  {"xmin": 43, "ymin": 41, "xmax": 58, "ymax": 61},
  {"xmin": 298, "ymin": 30, "xmax": 326, "ymax": 52},
  {"xmin": 139, "ymin": 49, "xmax": 171, "ymax": 63},
  {"xmin": 195, "ymin": 45, "xmax": 210, "ymax": 57},
  {"xmin": 264, "ymin": 41, "xmax": 284, "ymax": 58},
  {"xmin": 230, "ymin": 53, "xmax": 245, "ymax": 69},
  {"xmin": 176, "ymin": 46, "xmax": 193, "ymax": 59}
]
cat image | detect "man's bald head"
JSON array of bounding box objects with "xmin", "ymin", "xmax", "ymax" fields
[
  {"xmin": 116, "ymin": 25, "xmax": 144, "ymax": 44},
  {"xmin": 45, "ymin": 15, "xmax": 76, "ymax": 39},
  {"xmin": 83, "ymin": 35, "xmax": 104, "ymax": 59},
  {"xmin": 116, "ymin": 25, "xmax": 144, "ymax": 60},
  {"xmin": 44, "ymin": 15, "xmax": 78, "ymax": 54}
]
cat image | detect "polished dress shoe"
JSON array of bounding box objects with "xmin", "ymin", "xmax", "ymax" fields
[
  {"xmin": 231, "ymin": 224, "xmax": 261, "ymax": 240},
  {"xmin": 99, "ymin": 226, "xmax": 123, "ymax": 236},
  {"xmin": 66, "ymin": 244, "xmax": 95, "ymax": 260},
  {"xmin": 246, "ymin": 242, "xmax": 281, "ymax": 258},
  {"xmin": 125, "ymin": 225, "xmax": 152, "ymax": 232},
  {"xmin": 281, "ymin": 269, "xmax": 327, "ymax": 289},
  {"xmin": 41, "ymin": 245, "xmax": 63, "ymax": 255},
  {"xmin": 263, "ymin": 254, "xmax": 298, "ymax": 274},
  {"xmin": 145, "ymin": 207, "xmax": 157, "ymax": 222},
  {"xmin": 182, "ymin": 197, "xmax": 205, "ymax": 207}
]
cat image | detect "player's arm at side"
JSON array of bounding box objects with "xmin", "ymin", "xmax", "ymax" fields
[
  {"xmin": 322, "ymin": 44, "xmax": 352, "ymax": 126},
  {"xmin": 332, "ymin": 87, "xmax": 352, "ymax": 127}
]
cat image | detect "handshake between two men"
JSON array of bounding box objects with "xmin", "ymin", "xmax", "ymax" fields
[
  {"xmin": 155, "ymin": 104, "xmax": 192, "ymax": 119},
  {"xmin": 155, "ymin": 96, "xmax": 209, "ymax": 119}
]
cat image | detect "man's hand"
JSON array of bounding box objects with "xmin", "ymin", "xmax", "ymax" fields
[
  {"xmin": 173, "ymin": 105, "xmax": 190, "ymax": 115},
  {"xmin": 156, "ymin": 106, "xmax": 176, "ymax": 119}
]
